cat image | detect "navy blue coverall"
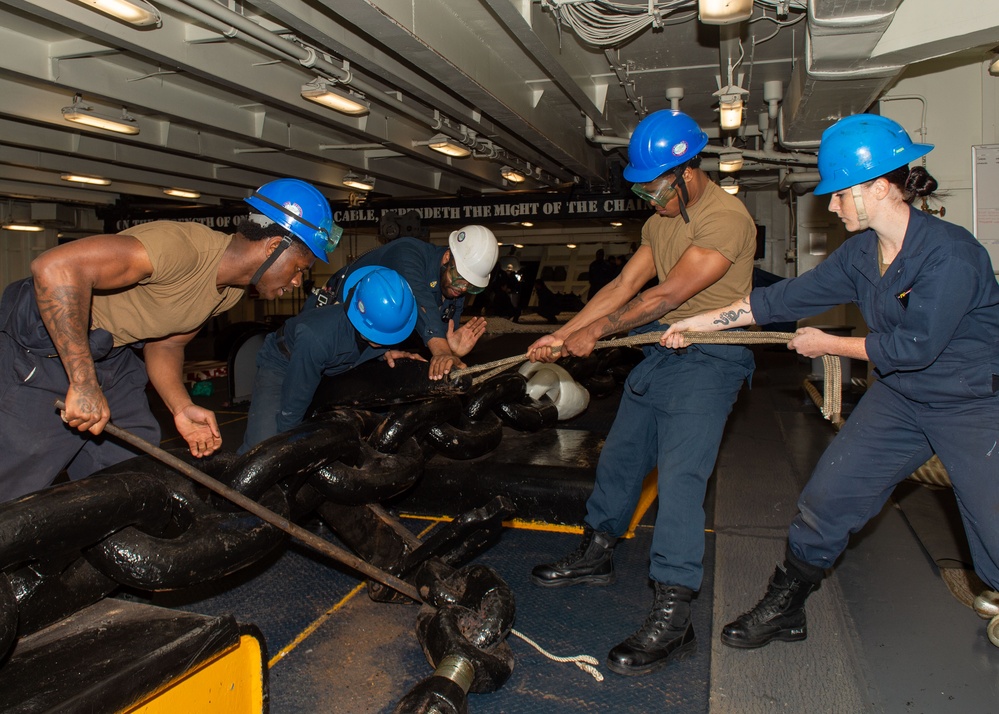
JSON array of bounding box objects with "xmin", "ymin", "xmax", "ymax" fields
[
  {"xmin": 310, "ymin": 237, "xmax": 463, "ymax": 347},
  {"xmin": 238, "ymin": 304, "xmax": 385, "ymax": 453},
  {"xmin": 752, "ymin": 207, "xmax": 999, "ymax": 590}
]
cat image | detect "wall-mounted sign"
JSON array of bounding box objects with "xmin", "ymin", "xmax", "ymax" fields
[{"xmin": 104, "ymin": 189, "xmax": 650, "ymax": 234}]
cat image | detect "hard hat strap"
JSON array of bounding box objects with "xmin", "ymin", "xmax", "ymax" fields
[
  {"xmin": 672, "ymin": 164, "xmax": 691, "ymax": 224},
  {"xmin": 850, "ymin": 184, "xmax": 869, "ymax": 231},
  {"xmin": 250, "ymin": 235, "xmax": 293, "ymax": 286}
]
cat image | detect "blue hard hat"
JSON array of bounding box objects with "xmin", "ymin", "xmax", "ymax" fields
[
  {"xmin": 624, "ymin": 110, "xmax": 709, "ymax": 183},
  {"xmin": 245, "ymin": 178, "xmax": 341, "ymax": 261},
  {"xmin": 813, "ymin": 114, "xmax": 933, "ymax": 195},
  {"xmin": 343, "ymin": 265, "xmax": 417, "ymax": 344}
]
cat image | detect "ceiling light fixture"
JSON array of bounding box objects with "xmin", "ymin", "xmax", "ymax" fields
[
  {"xmin": 501, "ymin": 166, "xmax": 526, "ymax": 183},
  {"xmin": 514, "ymin": 243, "xmax": 525, "ymax": 249},
  {"xmin": 425, "ymin": 134, "xmax": 472, "ymax": 158},
  {"xmin": 718, "ymin": 152, "xmax": 744, "ymax": 172},
  {"xmin": 62, "ymin": 95, "xmax": 140, "ymax": 135},
  {"xmin": 720, "ymin": 178, "xmax": 740, "ymax": 195},
  {"xmin": 301, "ymin": 78, "xmax": 369, "ymax": 116},
  {"xmin": 698, "ymin": 0, "xmax": 753, "ymax": 25},
  {"xmin": 3, "ymin": 223, "xmax": 44, "ymax": 232},
  {"xmin": 990, "ymin": 55, "xmax": 999, "ymax": 77},
  {"xmin": 61, "ymin": 173, "xmax": 112, "ymax": 186},
  {"xmin": 715, "ymin": 85, "xmax": 748, "ymax": 130},
  {"xmin": 72, "ymin": 0, "xmax": 161, "ymax": 27},
  {"xmin": 342, "ymin": 173, "xmax": 375, "ymax": 191},
  {"xmin": 163, "ymin": 187, "xmax": 201, "ymax": 199},
  {"xmin": 610, "ymin": 221, "xmax": 623, "ymax": 227},
  {"xmin": 566, "ymin": 243, "xmax": 577, "ymax": 249},
  {"xmin": 520, "ymin": 222, "xmax": 533, "ymax": 228}
]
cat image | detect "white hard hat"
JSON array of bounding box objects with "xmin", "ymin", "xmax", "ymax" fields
[{"xmin": 448, "ymin": 225, "xmax": 499, "ymax": 288}]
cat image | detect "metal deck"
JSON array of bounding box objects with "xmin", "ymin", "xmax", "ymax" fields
[{"xmin": 132, "ymin": 335, "xmax": 999, "ymax": 713}]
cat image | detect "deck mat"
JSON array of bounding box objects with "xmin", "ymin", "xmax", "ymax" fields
[{"xmin": 132, "ymin": 519, "xmax": 712, "ymax": 713}]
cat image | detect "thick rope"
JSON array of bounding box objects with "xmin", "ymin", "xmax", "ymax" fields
[
  {"xmin": 510, "ymin": 628, "xmax": 604, "ymax": 682},
  {"xmin": 453, "ymin": 330, "xmax": 843, "ymax": 422}
]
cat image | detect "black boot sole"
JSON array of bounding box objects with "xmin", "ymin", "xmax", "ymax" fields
[
  {"xmin": 720, "ymin": 629, "xmax": 807, "ymax": 649},
  {"xmin": 530, "ymin": 572, "xmax": 616, "ymax": 588},
  {"xmin": 605, "ymin": 639, "xmax": 696, "ymax": 676}
]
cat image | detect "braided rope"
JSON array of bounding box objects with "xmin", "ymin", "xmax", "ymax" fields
[
  {"xmin": 452, "ymin": 331, "xmax": 843, "ymax": 422},
  {"xmin": 510, "ymin": 628, "xmax": 604, "ymax": 682}
]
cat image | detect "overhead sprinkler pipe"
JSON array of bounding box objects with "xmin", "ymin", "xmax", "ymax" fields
[
  {"xmin": 665, "ymin": 87, "xmax": 685, "ymax": 111},
  {"xmin": 584, "ymin": 118, "xmax": 817, "ymax": 168},
  {"xmin": 763, "ymin": 80, "xmax": 783, "ymax": 151},
  {"xmin": 168, "ymin": 0, "xmax": 546, "ymax": 180}
]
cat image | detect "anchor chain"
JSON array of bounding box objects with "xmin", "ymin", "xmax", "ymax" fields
[{"xmin": 0, "ymin": 362, "xmax": 624, "ymax": 711}]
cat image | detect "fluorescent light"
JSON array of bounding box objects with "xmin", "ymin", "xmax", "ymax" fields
[
  {"xmin": 72, "ymin": 0, "xmax": 161, "ymax": 26},
  {"xmin": 427, "ymin": 134, "xmax": 471, "ymax": 158},
  {"xmin": 501, "ymin": 166, "xmax": 526, "ymax": 183},
  {"xmin": 3, "ymin": 223, "xmax": 44, "ymax": 232},
  {"xmin": 698, "ymin": 0, "xmax": 753, "ymax": 24},
  {"xmin": 163, "ymin": 188, "xmax": 201, "ymax": 199},
  {"xmin": 61, "ymin": 173, "xmax": 112, "ymax": 186},
  {"xmin": 718, "ymin": 152, "xmax": 744, "ymax": 172},
  {"xmin": 342, "ymin": 173, "xmax": 375, "ymax": 191},
  {"xmin": 62, "ymin": 96, "xmax": 139, "ymax": 135},
  {"xmin": 301, "ymin": 79, "xmax": 369, "ymax": 116}
]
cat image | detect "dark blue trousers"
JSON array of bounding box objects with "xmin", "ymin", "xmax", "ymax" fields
[
  {"xmin": 585, "ymin": 340, "xmax": 753, "ymax": 591},
  {"xmin": 0, "ymin": 278, "xmax": 159, "ymax": 502},
  {"xmin": 791, "ymin": 379, "xmax": 999, "ymax": 590}
]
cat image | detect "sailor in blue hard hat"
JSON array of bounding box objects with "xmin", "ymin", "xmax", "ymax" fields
[
  {"xmin": 0, "ymin": 177, "xmax": 340, "ymax": 502},
  {"xmin": 527, "ymin": 109, "xmax": 759, "ymax": 676},
  {"xmin": 663, "ymin": 113, "xmax": 999, "ymax": 653},
  {"xmin": 239, "ymin": 265, "xmax": 423, "ymax": 452}
]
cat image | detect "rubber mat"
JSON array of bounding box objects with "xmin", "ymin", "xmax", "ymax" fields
[{"xmin": 131, "ymin": 520, "xmax": 713, "ymax": 713}]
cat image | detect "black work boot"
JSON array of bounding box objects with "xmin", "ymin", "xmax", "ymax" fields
[
  {"xmin": 721, "ymin": 560, "xmax": 821, "ymax": 649},
  {"xmin": 531, "ymin": 526, "xmax": 617, "ymax": 587},
  {"xmin": 606, "ymin": 582, "xmax": 696, "ymax": 676}
]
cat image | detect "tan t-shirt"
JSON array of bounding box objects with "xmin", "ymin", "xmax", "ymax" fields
[
  {"xmin": 641, "ymin": 180, "xmax": 757, "ymax": 324},
  {"xmin": 90, "ymin": 221, "xmax": 245, "ymax": 346}
]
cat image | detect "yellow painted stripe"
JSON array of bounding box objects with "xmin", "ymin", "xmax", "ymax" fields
[{"xmin": 268, "ymin": 582, "xmax": 366, "ymax": 668}]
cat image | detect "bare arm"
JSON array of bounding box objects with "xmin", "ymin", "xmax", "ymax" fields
[
  {"xmin": 561, "ymin": 244, "xmax": 733, "ymax": 357},
  {"xmin": 527, "ymin": 246, "xmax": 657, "ymax": 361},
  {"xmin": 661, "ymin": 295, "xmax": 755, "ymax": 348},
  {"xmin": 31, "ymin": 234, "xmax": 153, "ymax": 434},
  {"xmin": 144, "ymin": 331, "xmax": 222, "ymax": 458},
  {"xmin": 787, "ymin": 328, "xmax": 869, "ymax": 361}
]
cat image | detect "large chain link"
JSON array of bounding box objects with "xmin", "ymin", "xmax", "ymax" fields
[{"xmin": 0, "ymin": 349, "xmax": 637, "ymax": 711}]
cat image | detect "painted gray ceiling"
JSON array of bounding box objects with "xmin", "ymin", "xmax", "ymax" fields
[{"xmin": 0, "ymin": 0, "xmax": 996, "ymax": 216}]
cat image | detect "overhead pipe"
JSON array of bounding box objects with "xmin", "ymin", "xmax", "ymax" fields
[
  {"xmin": 762, "ymin": 80, "xmax": 784, "ymax": 152},
  {"xmin": 877, "ymin": 95, "xmax": 929, "ymax": 146},
  {"xmin": 779, "ymin": 169, "xmax": 821, "ymax": 193},
  {"xmin": 584, "ymin": 118, "xmax": 817, "ymax": 168},
  {"xmin": 167, "ymin": 0, "xmax": 548, "ymax": 183}
]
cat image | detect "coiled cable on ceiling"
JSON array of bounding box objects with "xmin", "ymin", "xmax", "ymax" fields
[{"xmin": 541, "ymin": 0, "xmax": 697, "ymax": 47}]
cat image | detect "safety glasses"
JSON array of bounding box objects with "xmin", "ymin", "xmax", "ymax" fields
[
  {"xmin": 631, "ymin": 174, "xmax": 678, "ymax": 206},
  {"xmin": 447, "ymin": 262, "xmax": 485, "ymax": 294}
]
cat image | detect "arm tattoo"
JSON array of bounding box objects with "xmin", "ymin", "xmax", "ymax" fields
[
  {"xmin": 712, "ymin": 307, "xmax": 751, "ymax": 326},
  {"xmin": 712, "ymin": 297, "xmax": 753, "ymax": 327},
  {"xmin": 35, "ymin": 283, "xmax": 98, "ymax": 388},
  {"xmin": 603, "ymin": 292, "xmax": 675, "ymax": 336}
]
